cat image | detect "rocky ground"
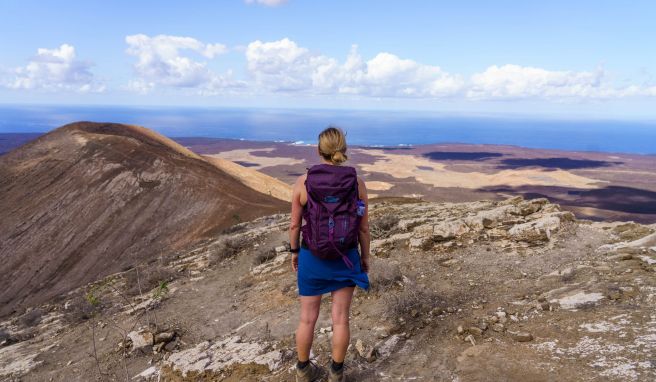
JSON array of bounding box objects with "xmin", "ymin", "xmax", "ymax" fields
[{"xmin": 1, "ymin": 196, "xmax": 655, "ymax": 381}]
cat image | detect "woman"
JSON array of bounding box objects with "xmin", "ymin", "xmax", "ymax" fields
[{"xmin": 289, "ymin": 126, "xmax": 370, "ymax": 382}]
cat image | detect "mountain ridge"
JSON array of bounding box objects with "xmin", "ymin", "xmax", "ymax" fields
[{"xmin": 0, "ymin": 121, "xmax": 286, "ymax": 317}]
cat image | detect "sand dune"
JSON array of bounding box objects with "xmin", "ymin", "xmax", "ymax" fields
[
  {"xmin": 357, "ymin": 149, "xmax": 606, "ymax": 189},
  {"xmin": 207, "ymin": 148, "xmax": 304, "ymax": 170},
  {"xmin": 203, "ymin": 155, "xmax": 292, "ymax": 202}
]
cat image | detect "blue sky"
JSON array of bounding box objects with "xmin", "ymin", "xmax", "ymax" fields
[{"xmin": 1, "ymin": 0, "xmax": 655, "ymax": 118}]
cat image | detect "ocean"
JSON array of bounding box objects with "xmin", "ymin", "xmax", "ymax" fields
[{"xmin": 1, "ymin": 105, "xmax": 655, "ymax": 155}]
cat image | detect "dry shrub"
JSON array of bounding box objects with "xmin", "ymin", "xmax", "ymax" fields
[
  {"xmin": 208, "ymin": 235, "xmax": 249, "ymax": 266},
  {"xmin": 18, "ymin": 308, "xmax": 43, "ymax": 328},
  {"xmin": 124, "ymin": 264, "xmax": 176, "ymax": 297},
  {"xmin": 386, "ymin": 283, "xmax": 442, "ymax": 322},
  {"xmin": 253, "ymin": 247, "xmax": 277, "ymax": 265},
  {"xmin": 370, "ymin": 214, "xmax": 400, "ymax": 239},
  {"xmin": 368, "ymin": 259, "xmax": 402, "ymax": 292},
  {"xmin": 0, "ymin": 328, "xmax": 14, "ymax": 346},
  {"xmin": 62, "ymin": 295, "xmax": 98, "ymax": 324},
  {"xmin": 220, "ymin": 222, "xmax": 249, "ymax": 235}
]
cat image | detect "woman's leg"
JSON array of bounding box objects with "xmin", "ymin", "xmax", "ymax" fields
[
  {"xmin": 296, "ymin": 295, "xmax": 322, "ymax": 362},
  {"xmin": 330, "ymin": 286, "xmax": 355, "ymax": 362}
]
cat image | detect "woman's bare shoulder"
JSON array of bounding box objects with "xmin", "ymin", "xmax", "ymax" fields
[{"xmin": 294, "ymin": 173, "xmax": 307, "ymax": 188}]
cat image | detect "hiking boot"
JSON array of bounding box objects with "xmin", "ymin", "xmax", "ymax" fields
[
  {"xmin": 327, "ymin": 361, "xmax": 346, "ymax": 382},
  {"xmin": 295, "ymin": 360, "xmax": 321, "ymax": 382}
]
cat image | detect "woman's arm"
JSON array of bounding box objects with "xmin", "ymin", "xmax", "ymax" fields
[
  {"xmin": 357, "ymin": 177, "xmax": 370, "ymax": 273},
  {"xmin": 289, "ymin": 175, "xmax": 305, "ymax": 271}
]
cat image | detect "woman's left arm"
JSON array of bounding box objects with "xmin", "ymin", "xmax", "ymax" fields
[{"xmin": 289, "ymin": 176, "xmax": 304, "ymax": 271}]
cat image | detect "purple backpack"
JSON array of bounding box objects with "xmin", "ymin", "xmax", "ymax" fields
[{"xmin": 301, "ymin": 164, "xmax": 361, "ymax": 269}]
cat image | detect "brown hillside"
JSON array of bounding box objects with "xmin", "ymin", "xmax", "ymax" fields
[
  {"xmin": 0, "ymin": 122, "xmax": 286, "ymax": 317},
  {"xmin": 203, "ymin": 155, "xmax": 292, "ymax": 202}
]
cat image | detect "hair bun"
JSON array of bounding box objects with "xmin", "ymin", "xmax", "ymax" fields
[{"xmin": 331, "ymin": 151, "xmax": 347, "ymax": 164}]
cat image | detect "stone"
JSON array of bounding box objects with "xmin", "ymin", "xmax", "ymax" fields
[
  {"xmin": 517, "ymin": 198, "xmax": 549, "ymax": 216},
  {"xmin": 135, "ymin": 366, "xmax": 158, "ymax": 379},
  {"xmin": 433, "ymin": 220, "xmax": 470, "ymax": 241},
  {"xmin": 619, "ymin": 286, "xmax": 638, "ymax": 298},
  {"xmin": 549, "ymin": 290, "xmax": 605, "ymax": 310},
  {"xmin": 164, "ymin": 338, "xmax": 179, "ymax": 352},
  {"xmin": 364, "ymin": 347, "xmax": 377, "ymax": 363},
  {"xmin": 355, "ymin": 339, "xmax": 377, "ymax": 362},
  {"xmin": 409, "ymin": 237, "xmax": 432, "ymax": 250},
  {"xmin": 608, "ymin": 253, "xmax": 634, "ymax": 261},
  {"xmin": 509, "ymin": 331, "xmax": 533, "ymax": 342},
  {"xmin": 153, "ymin": 342, "xmax": 165, "ymax": 353},
  {"xmin": 479, "ymin": 205, "xmax": 520, "ymax": 228},
  {"xmin": 355, "ymin": 339, "xmax": 367, "ymax": 357},
  {"xmin": 274, "ymin": 245, "xmax": 287, "ymax": 253},
  {"xmin": 538, "ymin": 302, "xmax": 551, "ymax": 311},
  {"xmin": 413, "ymin": 224, "xmax": 434, "ymax": 236},
  {"xmin": 508, "ymin": 216, "xmax": 561, "ymax": 243},
  {"xmin": 457, "ymin": 325, "xmax": 464, "ymax": 335},
  {"xmin": 467, "ymin": 327, "xmax": 484, "ymax": 336},
  {"xmin": 376, "ymin": 334, "xmax": 402, "ymax": 359},
  {"xmin": 165, "ymin": 336, "xmax": 283, "ymax": 376},
  {"xmin": 492, "ymin": 323, "xmax": 505, "ymax": 332},
  {"xmin": 128, "ymin": 329, "xmax": 154, "ymax": 351},
  {"xmin": 154, "ymin": 331, "xmax": 175, "ymax": 344}
]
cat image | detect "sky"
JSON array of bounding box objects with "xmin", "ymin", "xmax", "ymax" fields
[{"xmin": 1, "ymin": 0, "xmax": 655, "ymax": 118}]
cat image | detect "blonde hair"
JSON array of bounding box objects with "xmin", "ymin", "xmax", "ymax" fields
[{"xmin": 318, "ymin": 126, "xmax": 348, "ymax": 165}]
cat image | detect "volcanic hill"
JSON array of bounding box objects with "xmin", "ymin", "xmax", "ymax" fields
[{"xmin": 0, "ymin": 122, "xmax": 287, "ymax": 317}]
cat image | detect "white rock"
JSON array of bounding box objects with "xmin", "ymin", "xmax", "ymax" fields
[
  {"xmin": 433, "ymin": 220, "xmax": 470, "ymax": 241},
  {"xmin": 376, "ymin": 334, "xmax": 402, "ymax": 358},
  {"xmin": 508, "ymin": 215, "xmax": 561, "ymax": 242},
  {"xmin": 133, "ymin": 366, "xmax": 158, "ymax": 379},
  {"xmin": 252, "ymin": 252, "xmax": 289, "ymax": 276},
  {"xmin": 550, "ymin": 291, "xmax": 605, "ymax": 310},
  {"xmin": 128, "ymin": 329, "xmax": 154, "ymax": 351},
  {"xmin": 165, "ymin": 336, "xmax": 283, "ymax": 377}
]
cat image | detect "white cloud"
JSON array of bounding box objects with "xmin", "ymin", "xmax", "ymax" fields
[
  {"xmin": 117, "ymin": 35, "xmax": 656, "ymax": 101},
  {"xmin": 245, "ymin": 0, "xmax": 288, "ymax": 6},
  {"xmin": 467, "ymin": 64, "xmax": 648, "ymax": 99},
  {"xmin": 6, "ymin": 44, "xmax": 104, "ymax": 92},
  {"xmin": 245, "ymin": 39, "xmax": 464, "ymax": 97},
  {"xmin": 125, "ymin": 34, "xmax": 236, "ymax": 93}
]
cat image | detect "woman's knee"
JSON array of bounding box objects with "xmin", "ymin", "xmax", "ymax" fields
[
  {"xmin": 331, "ymin": 303, "xmax": 351, "ymax": 325},
  {"xmin": 300, "ymin": 310, "xmax": 319, "ymax": 326},
  {"xmin": 299, "ymin": 297, "xmax": 321, "ymax": 326}
]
